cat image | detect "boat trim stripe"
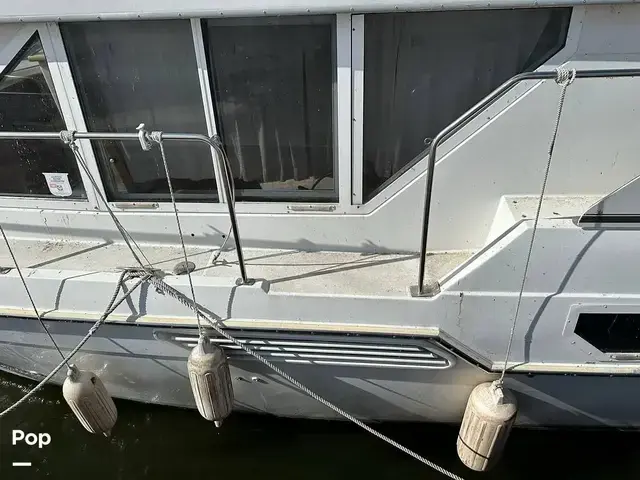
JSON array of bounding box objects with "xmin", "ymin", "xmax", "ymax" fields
[{"xmin": 3, "ymin": 313, "xmax": 640, "ymax": 376}]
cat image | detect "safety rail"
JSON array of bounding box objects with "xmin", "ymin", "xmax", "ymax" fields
[
  {"xmin": 0, "ymin": 130, "xmax": 250, "ymax": 284},
  {"xmin": 414, "ymin": 67, "xmax": 640, "ymax": 297}
]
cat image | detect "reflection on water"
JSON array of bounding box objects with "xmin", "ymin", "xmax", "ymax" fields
[{"xmin": 0, "ymin": 371, "xmax": 639, "ymax": 479}]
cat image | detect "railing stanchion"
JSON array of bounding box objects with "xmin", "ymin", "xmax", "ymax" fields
[
  {"xmin": 203, "ymin": 136, "xmax": 250, "ymax": 285},
  {"xmin": 411, "ymin": 68, "xmax": 640, "ymax": 297}
]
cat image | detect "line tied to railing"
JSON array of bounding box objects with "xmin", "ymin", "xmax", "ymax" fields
[
  {"xmin": 136, "ymin": 123, "xmax": 164, "ymax": 152},
  {"xmin": 59, "ymin": 129, "xmax": 76, "ymax": 146},
  {"xmin": 498, "ymin": 65, "xmax": 576, "ymax": 385},
  {"xmin": 555, "ymin": 67, "xmax": 576, "ymax": 86}
]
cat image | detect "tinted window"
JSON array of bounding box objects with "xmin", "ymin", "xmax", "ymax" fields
[
  {"xmin": 0, "ymin": 33, "xmax": 85, "ymax": 198},
  {"xmin": 362, "ymin": 8, "xmax": 572, "ymax": 200},
  {"xmin": 61, "ymin": 20, "xmax": 216, "ymax": 202},
  {"xmin": 204, "ymin": 16, "xmax": 336, "ymax": 202},
  {"xmin": 575, "ymin": 313, "xmax": 640, "ymax": 353}
]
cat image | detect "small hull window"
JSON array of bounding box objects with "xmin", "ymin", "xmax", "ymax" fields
[
  {"xmin": 575, "ymin": 313, "xmax": 640, "ymax": 353},
  {"xmin": 61, "ymin": 20, "xmax": 215, "ymax": 202},
  {"xmin": 204, "ymin": 16, "xmax": 337, "ymax": 202},
  {"xmin": 0, "ymin": 33, "xmax": 86, "ymax": 198},
  {"xmin": 362, "ymin": 8, "xmax": 572, "ymax": 201}
]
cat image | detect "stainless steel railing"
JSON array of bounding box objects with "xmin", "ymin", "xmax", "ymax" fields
[
  {"xmin": 415, "ymin": 68, "xmax": 640, "ymax": 296},
  {"xmin": 0, "ymin": 130, "xmax": 250, "ymax": 284}
]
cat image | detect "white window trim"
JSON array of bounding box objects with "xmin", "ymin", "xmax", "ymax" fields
[
  {"xmin": 335, "ymin": 13, "xmax": 352, "ymax": 210},
  {"xmin": 41, "ymin": 22, "xmax": 103, "ymax": 210},
  {"xmin": 190, "ymin": 18, "xmax": 226, "ymax": 203},
  {"xmin": 184, "ymin": 15, "xmax": 352, "ymax": 214},
  {"xmin": 50, "ymin": 18, "xmax": 226, "ymax": 215},
  {"xmin": 51, "ymin": 15, "xmax": 351, "ymax": 215},
  {"xmin": 351, "ymin": 14, "xmax": 364, "ymax": 206},
  {"xmin": 0, "ymin": 23, "xmax": 96, "ymax": 211}
]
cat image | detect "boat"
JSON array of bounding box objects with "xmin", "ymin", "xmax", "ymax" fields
[{"xmin": 1, "ymin": 0, "xmax": 640, "ymax": 444}]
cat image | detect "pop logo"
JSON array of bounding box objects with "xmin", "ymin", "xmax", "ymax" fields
[{"xmin": 12, "ymin": 430, "xmax": 51, "ymax": 449}]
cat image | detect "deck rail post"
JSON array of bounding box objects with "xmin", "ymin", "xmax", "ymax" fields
[{"xmin": 412, "ymin": 68, "xmax": 640, "ymax": 297}]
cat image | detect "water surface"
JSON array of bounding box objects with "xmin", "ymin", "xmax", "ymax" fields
[{"xmin": 1, "ymin": 371, "xmax": 638, "ymax": 479}]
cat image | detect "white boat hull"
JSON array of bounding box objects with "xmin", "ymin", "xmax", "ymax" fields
[{"xmin": 1, "ymin": 316, "xmax": 638, "ymax": 429}]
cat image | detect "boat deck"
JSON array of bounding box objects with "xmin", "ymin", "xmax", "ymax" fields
[{"xmin": 0, "ymin": 239, "xmax": 472, "ymax": 297}]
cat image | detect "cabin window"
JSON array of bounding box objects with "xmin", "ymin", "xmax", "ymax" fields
[
  {"xmin": 0, "ymin": 33, "xmax": 86, "ymax": 198},
  {"xmin": 203, "ymin": 16, "xmax": 337, "ymax": 202},
  {"xmin": 575, "ymin": 313, "xmax": 640, "ymax": 353},
  {"xmin": 61, "ymin": 20, "xmax": 216, "ymax": 202},
  {"xmin": 361, "ymin": 8, "xmax": 572, "ymax": 201}
]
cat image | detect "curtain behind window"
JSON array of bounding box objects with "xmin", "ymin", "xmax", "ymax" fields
[
  {"xmin": 363, "ymin": 9, "xmax": 571, "ymax": 199},
  {"xmin": 205, "ymin": 16, "xmax": 336, "ymax": 201}
]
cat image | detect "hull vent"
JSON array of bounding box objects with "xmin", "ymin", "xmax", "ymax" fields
[{"xmin": 155, "ymin": 330, "xmax": 454, "ymax": 370}]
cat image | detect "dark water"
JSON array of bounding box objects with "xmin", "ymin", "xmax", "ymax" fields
[{"xmin": 1, "ymin": 371, "xmax": 639, "ymax": 480}]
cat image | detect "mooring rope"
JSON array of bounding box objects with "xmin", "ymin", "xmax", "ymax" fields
[
  {"xmin": 497, "ymin": 67, "xmax": 576, "ymax": 384},
  {"xmin": 60, "ymin": 130, "xmax": 152, "ymax": 271},
  {"xmin": 143, "ymin": 272, "xmax": 464, "ymax": 480},
  {"xmin": 141, "ymin": 127, "xmax": 203, "ymax": 336},
  {"xmin": 1, "ymin": 127, "xmax": 463, "ymax": 479},
  {"xmin": 0, "ymin": 225, "xmax": 70, "ymax": 369},
  {"xmin": 135, "ymin": 127, "xmax": 462, "ymax": 478},
  {"xmin": 0, "ymin": 270, "xmax": 150, "ymax": 417}
]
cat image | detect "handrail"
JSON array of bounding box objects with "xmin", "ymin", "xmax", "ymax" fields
[
  {"xmin": 415, "ymin": 67, "xmax": 640, "ymax": 296},
  {"xmin": 0, "ymin": 130, "xmax": 251, "ymax": 284}
]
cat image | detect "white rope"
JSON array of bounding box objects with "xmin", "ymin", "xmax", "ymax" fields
[
  {"xmin": 498, "ymin": 67, "xmax": 576, "ymax": 384},
  {"xmin": 0, "ymin": 271, "xmax": 150, "ymax": 417},
  {"xmin": 0, "ymin": 225, "xmax": 70, "ymax": 368},
  {"xmin": 145, "ymin": 273, "xmax": 463, "ymax": 480}
]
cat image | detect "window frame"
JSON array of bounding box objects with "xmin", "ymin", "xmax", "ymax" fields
[
  {"xmin": 58, "ymin": 19, "xmax": 222, "ymax": 208},
  {"xmin": 190, "ymin": 18, "xmax": 226, "ymax": 203},
  {"xmin": 53, "ymin": 15, "xmax": 353, "ymax": 214},
  {"xmin": 13, "ymin": 10, "xmax": 581, "ymax": 217},
  {"xmin": 565, "ymin": 302, "xmax": 640, "ymax": 362},
  {"xmin": 351, "ymin": 15, "xmax": 365, "ymax": 206},
  {"xmin": 349, "ymin": 7, "xmax": 584, "ymax": 210},
  {"xmin": 200, "ymin": 14, "xmax": 350, "ymax": 206},
  {"xmin": 0, "ymin": 23, "xmax": 100, "ymax": 211}
]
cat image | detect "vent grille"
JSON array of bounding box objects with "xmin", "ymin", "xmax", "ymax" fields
[{"xmin": 155, "ymin": 330, "xmax": 453, "ymax": 370}]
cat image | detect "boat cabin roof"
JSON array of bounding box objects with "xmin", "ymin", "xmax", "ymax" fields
[{"xmin": 0, "ymin": 0, "xmax": 625, "ymax": 22}]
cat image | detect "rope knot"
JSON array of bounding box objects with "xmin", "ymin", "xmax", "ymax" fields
[
  {"xmin": 211, "ymin": 134, "xmax": 223, "ymax": 149},
  {"xmin": 59, "ymin": 130, "xmax": 77, "ymax": 145},
  {"xmin": 150, "ymin": 131, "xmax": 163, "ymax": 144},
  {"xmin": 555, "ymin": 67, "xmax": 576, "ymax": 86},
  {"xmin": 136, "ymin": 124, "xmax": 164, "ymax": 150}
]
